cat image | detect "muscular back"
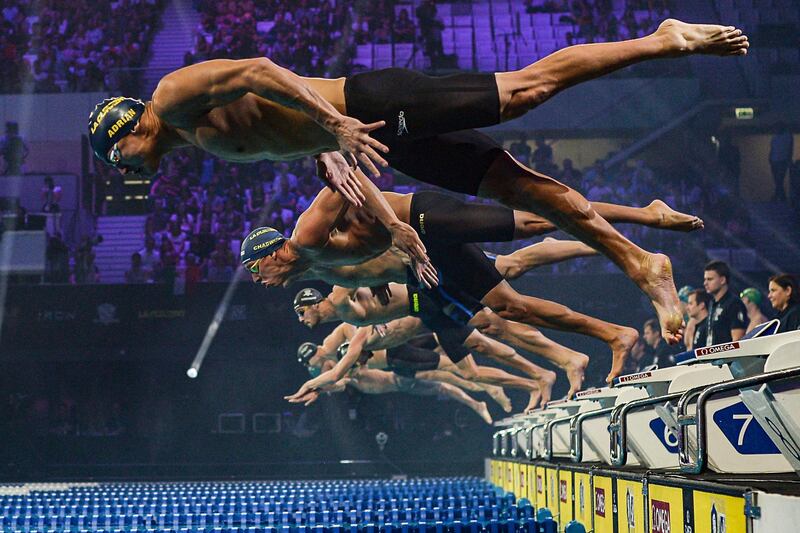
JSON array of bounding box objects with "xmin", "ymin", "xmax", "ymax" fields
[
  {"xmin": 292, "ymin": 186, "xmax": 393, "ymax": 266},
  {"xmin": 152, "ymin": 59, "xmax": 345, "ymax": 161}
]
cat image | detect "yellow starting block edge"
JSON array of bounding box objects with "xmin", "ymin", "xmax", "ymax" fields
[{"xmin": 486, "ymin": 457, "xmax": 799, "ymax": 533}]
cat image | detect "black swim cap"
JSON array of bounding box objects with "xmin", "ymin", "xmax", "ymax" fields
[
  {"xmin": 294, "ymin": 288, "xmax": 324, "ymax": 312},
  {"xmin": 337, "ymin": 341, "xmax": 373, "ymax": 366},
  {"xmin": 88, "ymin": 97, "xmax": 146, "ymax": 164},
  {"xmin": 297, "ymin": 342, "xmax": 318, "ymax": 366},
  {"xmin": 240, "ymin": 226, "xmax": 286, "ymax": 265}
]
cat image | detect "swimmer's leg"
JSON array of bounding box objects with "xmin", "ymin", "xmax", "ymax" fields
[
  {"xmin": 479, "ymin": 151, "xmax": 684, "ymax": 344},
  {"xmin": 512, "ymin": 200, "xmax": 703, "ymax": 238},
  {"xmin": 469, "ymin": 308, "xmax": 589, "ymax": 398},
  {"xmin": 494, "ymin": 238, "xmax": 597, "ymax": 280},
  {"xmin": 455, "ymin": 354, "xmax": 543, "ymax": 412},
  {"xmin": 482, "ymin": 280, "xmax": 639, "ymax": 384},
  {"xmin": 496, "ymin": 19, "xmax": 748, "ymax": 121},
  {"xmin": 409, "ymin": 379, "xmax": 493, "ymax": 424},
  {"xmin": 416, "ymin": 368, "xmax": 512, "ymax": 412},
  {"xmin": 460, "ymin": 331, "xmax": 556, "ymax": 405}
]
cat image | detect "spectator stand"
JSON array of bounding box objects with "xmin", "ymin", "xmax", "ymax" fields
[{"xmin": 1, "ymin": 0, "xmax": 167, "ymax": 95}]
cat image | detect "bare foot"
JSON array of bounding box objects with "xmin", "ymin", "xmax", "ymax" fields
[
  {"xmin": 564, "ymin": 353, "xmax": 589, "ymax": 398},
  {"xmin": 647, "ymin": 199, "xmax": 704, "ymax": 232},
  {"xmin": 656, "ymin": 19, "xmax": 749, "ymax": 57},
  {"xmin": 475, "ymin": 401, "xmax": 493, "ymax": 424},
  {"xmin": 635, "ymin": 252, "xmax": 685, "ymax": 345},
  {"xmin": 606, "ymin": 326, "xmax": 639, "ymax": 384},
  {"xmin": 538, "ymin": 370, "xmax": 556, "ymax": 406},
  {"xmin": 485, "ymin": 385, "xmax": 513, "ymax": 413},
  {"xmin": 525, "ymin": 391, "xmax": 542, "ymax": 413}
]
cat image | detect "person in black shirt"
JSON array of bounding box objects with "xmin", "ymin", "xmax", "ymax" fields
[
  {"xmin": 642, "ymin": 318, "xmax": 680, "ymax": 367},
  {"xmin": 768, "ymin": 273, "xmax": 800, "ymax": 333},
  {"xmin": 703, "ymin": 260, "xmax": 747, "ymax": 346},
  {"xmin": 686, "ymin": 289, "xmax": 710, "ymax": 349}
]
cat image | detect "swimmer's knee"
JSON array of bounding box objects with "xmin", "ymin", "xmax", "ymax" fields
[
  {"xmin": 471, "ymin": 313, "xmax": 503, "ymax": 338},
  {"xmin": 468, "ymin": 309, "xmax": 492, "ymax": 329},
  {"xmin": 456, "ymin": 361, "xmax": 478, "ymax": 379},
  {"xmin": 565, "ymin": 197, "xmax": 595, "ymax": 222},
  {"xmin": 500, "ymin": 70, "xmax": 557, "ymax": 119},
  {"xmin": 478, "ymin": 322, "xmax": 504, "ymax": 337},
  {"xmin": 489, "ymin": 296, "xmax": 527, "ymax": 323},
  {"xmin": 496, "ymin": 255, "xmax": 523, "ymax": 281}
]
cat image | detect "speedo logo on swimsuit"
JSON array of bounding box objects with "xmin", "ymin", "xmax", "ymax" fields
[
  {"xmin": 418, "ymin": 213, "xmax": 426, "ymax": 234},
  {"xmin": 397, "ymin": 110, "xmax": 409, "ymax": 136},
  {"xmin": 695, "ymin": 342, "xmax": 739, "ymax": 357}
]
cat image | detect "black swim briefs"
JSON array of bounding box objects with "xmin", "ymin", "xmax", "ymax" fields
[
  {"xmin": 386, "ymin": 343, "xmax": 441, "ymax": 378},
  {"xmin": 344, "ymin": 68, "xmax": 505, "ymax": 195}
]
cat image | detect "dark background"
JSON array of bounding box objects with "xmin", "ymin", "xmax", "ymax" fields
[{"xmin": 0, "ymin": 271, "xmax": 710, "ymax": 481}]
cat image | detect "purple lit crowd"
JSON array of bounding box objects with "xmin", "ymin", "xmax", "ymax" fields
[{"xmin": 0, "ymin": 0, "xmax": 165, "ymax": 94}]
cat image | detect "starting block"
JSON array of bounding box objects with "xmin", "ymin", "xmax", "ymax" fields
[
  {"xmin": 568, "ymin": 386, "xmax": 644, "ymax": 465},
  {"xmin": 676, "ymin": 325, "xmax": 800, "ymax": 474},
  {"xmin": 608, "ymin": 363, "xmax": 733, "ymax": 468},
  {"xmin": 494, "ymin": 322, "xmax": 800, "ymax": 479},
  {"xmin": 526, "ymin": 402, "xmax": 576, "ymax": 460}
]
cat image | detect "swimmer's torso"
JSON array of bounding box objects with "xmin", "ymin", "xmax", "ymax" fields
[
  {"xmin": 158, "ymin": 77, "xmax": 346, "ymax": 162},
  {"xmin": 332, "ymin": 285, "xmax": 411, "ymax": 326}
]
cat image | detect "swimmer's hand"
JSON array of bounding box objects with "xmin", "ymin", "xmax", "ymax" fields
[
  {"xmin": 332, "ymin": 116, "xmax": 389, "ymax": 178},
  {"xmin": 291, "ymin": 389, "xmax": 320, "ymax": 406},
  {"xmin": 388, "ymin": 220, "xmax": 429, "ymax": 266},
  {"xmin": 286, "ymin": 371, "xmax": 336, "ymax": 405},
  {"xmin": 370, "ymin": 284, "xmax": 393, "ymax": 306},
  {"xmin": 372, "ymin": 323, "xmax": 388, "ymax": 337},
  {"xmin": 315, "ymin": 151, "xmax": 366, "ymax": 207},
  {"xmin": 414, "ymin": 259, "xmax": 439, "ymax": 289}
]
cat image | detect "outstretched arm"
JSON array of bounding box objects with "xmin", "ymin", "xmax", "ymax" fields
[
  {"xmin": 286, "ymin": 326, "xmax": 370, "ymax": 403},
  {"xmin": 152, "ymin": 58, "xmax": 388, "ymax": 176}
]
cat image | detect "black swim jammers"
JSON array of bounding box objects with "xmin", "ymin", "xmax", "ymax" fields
[
  {"xmin": 344, "ymin": 68, "xmax": 505, "ymax": 195},
  {"xmin": 410, "ymin": 191, "xmax": 515, "ymax": 245},
  {"xmin": 409, "ymin": 194, "xmax": 506, "ymax": 306}
]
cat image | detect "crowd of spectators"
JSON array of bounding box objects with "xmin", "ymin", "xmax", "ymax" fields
[
  {"xmin": 184, "ymin": 0, "xmax": 430, "ymax": 75},
  {"xmin": 124, "ymin": 148, "xmax": 332, "ymax": 285},
  {"xmin": 1, "ymin": 0, "xmax": 165, "ymax": 94},
  {"xmin": 186, "ymin": 0, "xmax": 349, "ymax": 76},
  {"xmin": 506, "ymin": 133, "xmax": 752, "ymax": 276},
  {"xmin": 525, "ymin": 0, "xmax": 670, "ymax": 44}
]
